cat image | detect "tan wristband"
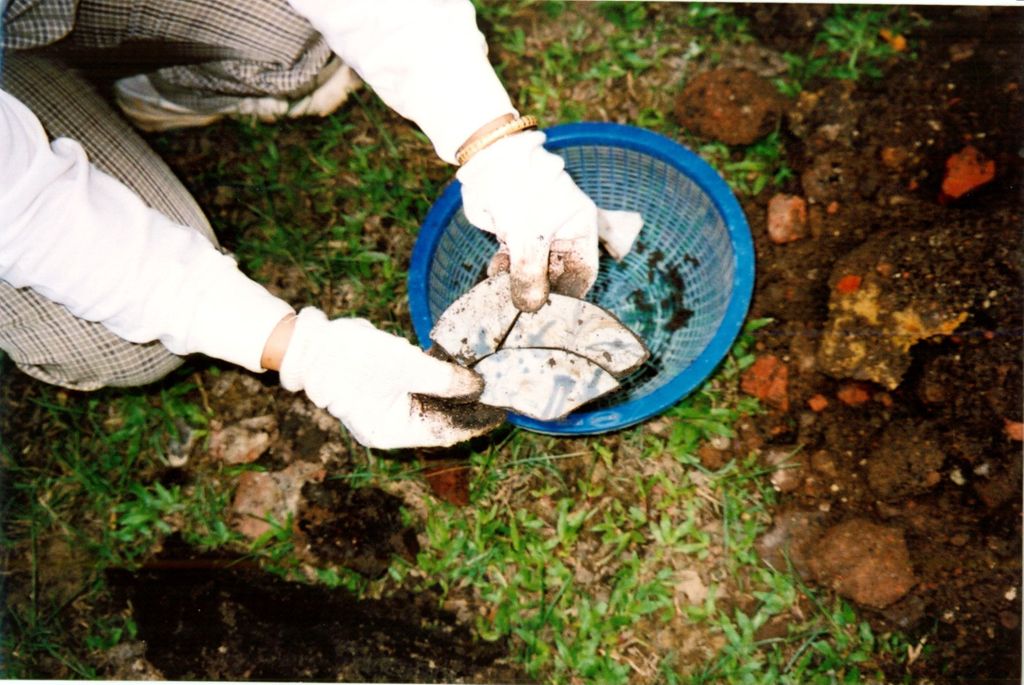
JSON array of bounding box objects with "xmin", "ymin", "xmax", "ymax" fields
[{"xmin": 455, "ymin": 114, "xmax": 539, "ymax": 166}]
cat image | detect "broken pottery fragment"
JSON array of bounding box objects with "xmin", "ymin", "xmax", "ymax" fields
[
  {"xmin": 429, "ymin": 273, "xmax": 520, "ymax": 364},
  {"xmin": 473, "ymin": 348, "xmax": 620, "ymax": 421},
  {"xmin": 502, "ymin": 294, "xmax": 649, "ymax": 376}
]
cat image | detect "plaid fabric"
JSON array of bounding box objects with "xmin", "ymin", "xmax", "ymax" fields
[
  {"xmin": 3, "ymin": 0, "xmax": 332, "ymax": 108},
  {"xmin": 0, "ymin": 0, "xmax": 335, "ymax": 389},
  {"xmin": 0, "ymin": 52, "xmax": 216, "ymax": 389},
  {"xmin": 1, "ymin": 0, "xmax": 77, "ymax": 49}
]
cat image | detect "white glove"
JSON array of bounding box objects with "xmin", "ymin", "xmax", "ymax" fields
[
  {"xmin": 457, "ymin": 130, "xmax": 643, "ymax": 312},
  {"xmin": 278, "ymin": 308, "xmax": 502, "ymax": 449}
]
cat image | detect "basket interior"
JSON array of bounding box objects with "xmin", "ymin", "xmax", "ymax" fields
[{"xmin": 424, "ymin": 143, "xmax": 736, "ymax": 409}]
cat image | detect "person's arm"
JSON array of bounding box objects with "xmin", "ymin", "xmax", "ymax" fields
[
  {"xmin": 285, "ymin": 0, "xmax": 643, "ymax": 312},
  {"xmin": 0, "ymin": 88, "xmax": 292, "ymax": 371},
  {"xmin": 0, "ymin": 89, "xmax": 497, "ymax": 449},
  {"xmin": 285, "ymin": 0, "xmax": 515, "ymax": 165}
]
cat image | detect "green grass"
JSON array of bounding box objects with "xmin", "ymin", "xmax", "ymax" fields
[
  {"xmin": 0, "ymin": 372, "xmax": 226, "ymax": 675},
  {"xmin": 697, "ymin": 131, "xmax": 795, "ymax": 198},
  {"xmin": 775, "ymin": 5, "xmax": 927, "ymax": 97}
]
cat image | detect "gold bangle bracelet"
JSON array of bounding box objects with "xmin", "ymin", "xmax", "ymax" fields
[{"xmin": 455, "ymin": 115, "xmax": 539, "ymax": 166}]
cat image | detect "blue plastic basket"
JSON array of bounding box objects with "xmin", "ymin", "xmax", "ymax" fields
[{"xmin": 409, "ymin": 122, "xmax": 754, "ymax": 435}]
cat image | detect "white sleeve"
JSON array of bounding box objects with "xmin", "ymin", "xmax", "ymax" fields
[
  {"xmin": 286, "ymin": 0, "xmax": 516, "ymax": 164},
  {"xmin": 0, "ymin": 89, "xmax": 294, "ymax": 373}
]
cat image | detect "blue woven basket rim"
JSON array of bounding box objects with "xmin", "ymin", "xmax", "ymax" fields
[{"xmin": 409, "ymin": 122, "xmax": 754, "ymax": 435}]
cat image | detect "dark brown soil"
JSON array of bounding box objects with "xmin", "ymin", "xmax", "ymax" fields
[
  {"xmin": 107, "ymin": 541, "xmax": 518, "ymax": 683},
  {"xmin": 724, "ymin": 6, "xmax": 1023, "ymax": 683},
  {"xmin": 298, "ymin": 479, "xmax": 420, "ymax": 577}
]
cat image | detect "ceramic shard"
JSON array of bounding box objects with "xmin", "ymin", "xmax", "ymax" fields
[
  {"xmin": 501, "ymin": 294, "xmax": 649, "ymax": 376},
  {"xmin": 429, "ymin": 273, "xmax": 520, "ymax": 365},
  {"xmin": 473, "ymin": 348, "xmax": 619, "ymax": 421}
]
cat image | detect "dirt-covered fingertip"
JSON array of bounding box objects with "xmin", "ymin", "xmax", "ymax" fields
[{"xmin": 510, "ymin": 275, "xmax": 549, "ymax": 312}]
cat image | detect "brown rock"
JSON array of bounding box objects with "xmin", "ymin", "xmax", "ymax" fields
[
  {"xmin": 810, "ymin": 450, "xmax": 839, "ymax": 479},
  {"xmin": 836, "ymin": 382, "xmax": 872, "ymax": 406},
  {"xmin": 423, "ymin": 461, "xmax": 471, "ymax": 506},
  {"xmin": 674, "ymin": 68, "xmax": 783, "ymax": 145},
  {"xmin": 697, "ymin": 443, "xmax": 728, "ymax": 471},
  {"xmin": 764, "ymin": 447, "xmax": 805, "ymax": 493},
  {"xmin": 740, "ymin": 355, "xmax": 790, "ymax": 411},
  {"xmin": 807, "ymin": 519, "xmax": 916, "ymax": 609},
  {"xmin": 816, "ymin": 229, "xmax": 971, "ymax": 389},
  {"xmin": 209, "ymin": 415, "xmax": 277, "ymax": 465},
  {"xmin": 229, "ymin": 462, "xmax": 325, "ymax": 540},
  {"xmin": 756, "ymin": 508, "xmax": 827, "ymax": 578},
  {"xmin": 230, "ymin": 472, "xmax": 283, "ymax": 539},
  {"xmin": 766, "ymin": 194, "xmax": 809, "ymax": 244},
  {"xmin": 801, "ymin": 153, "xmax": 849, "ymax": 205}
]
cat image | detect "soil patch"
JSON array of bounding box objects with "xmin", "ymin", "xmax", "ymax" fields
[
  {"xmin": 107, "ymin": 543, "xmax": 521, "ymax": 683},
  {"xmin": 721, "ymin": 6, "xmax": 1023, "ymax": 682}
]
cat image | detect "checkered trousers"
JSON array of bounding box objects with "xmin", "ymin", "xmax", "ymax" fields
[{"xmin": 0, "ymin": 1, "xmax": 331, "ymax": 389}]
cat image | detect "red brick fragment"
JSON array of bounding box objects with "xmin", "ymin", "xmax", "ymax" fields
[
  {"xmin": 837, "ymin": 383, "xmax": 872, "ymax": 406},
  {"xmin": 741, "ymin": 355, "xmax": 789, "ymax": 411},
  {"xmin": 940, "ymin": 145, "xmax": 995, "ymax": 200},
  {"xmin": 836, "ymin": 274, "xmax": 862, "ymax": 294},
  {"xmin": 807, "ymin": 394, "xmax": 829, "ymax": 412},
  {"xmin": 423, "ymin": 462, "xmax": 471, "ymax": 506}
]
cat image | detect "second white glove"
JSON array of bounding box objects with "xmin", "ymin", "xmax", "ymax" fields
[
  {"xmin": 278, "ymin": 308, "xmax": 501, "ymax": 449},
  {"xmin": 457, "ymin": 130, "xmax": 643, "ymax": 312}
]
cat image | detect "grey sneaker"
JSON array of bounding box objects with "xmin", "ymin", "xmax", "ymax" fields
[{"xmin": 114, "ymin": 58, "xmax": 362, "ymax": 132}]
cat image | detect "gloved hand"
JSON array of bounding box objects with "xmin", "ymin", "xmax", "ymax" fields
[
  {"xmin": 457, "ymin": 129, "xmax": 643, "ymax": 312},
  {"xmin": 278, "ymin": 308, "xmax": 501, "ymax": 449}
]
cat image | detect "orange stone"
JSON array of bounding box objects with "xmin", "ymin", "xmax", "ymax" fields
[
  {"xmin": 879, "ymin": 29, "xmax": 908, "ymax": 52},
  {"xmin": 837, "ymin": 383, "xmax": 872, "ymax": 406},
  {"xmin": 741, "ymin": 355, "xmax": 789, "ymax": 411},
  {"xmin": 1004, "ymin": 419, "xmax": 1023, "ymax": 442},
  {"xmin": 807, "ymin": 394, "xmax": 829, "ymax": 412},
  {"xmin": 941, "ymin": 145, "xmax": 995, "ymax": 200},
  {"xmin": 836, "ymin": 274, "xmax": 862, "ymax": 294},
  {"xmin": 880, "ymin": 146, "xmax": 908, "ymax": 170}
]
